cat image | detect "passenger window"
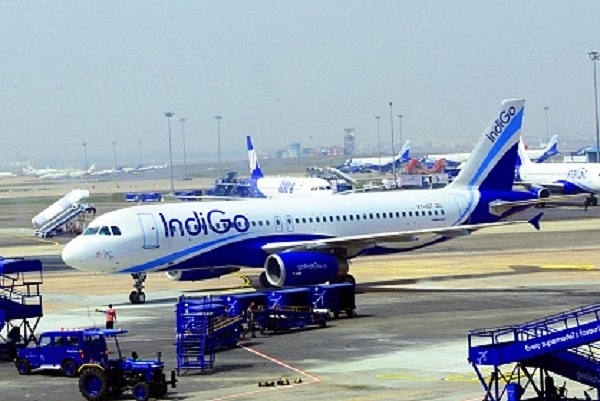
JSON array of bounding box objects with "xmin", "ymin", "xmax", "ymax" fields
[
  {"xmin": 336, "ymin": 216, "xmax": 340, "ymax": 222},
  {"xmin": 99, "ymin": 226, "xmax": 111, "ymax": 235},
  {"xmin": 369, "ymin": 213, "xmax": 373, "ymax": 219},
  {"xmin": 295, "ymin": 218, "xmax": 300, "ymax": 224},
  {"xmin": 428, "ymin": 210, "xmax": 432, "ymax": 216},
  {"xmin": 402, "ymin": 212, "xmax": 406, "ymax": 218},
  {"xmin": 251, "ymin": 221, "xmax": 257, "ymax": 227},
  {"xmin": 382, "ymin": 213, "xmax": 387, "ymax": 218},
  {"xmin": 110, "ymin": 226, "xmax": 122, "ymax": 236},
  {"xmin": 349, "ymin": 215, "xmax": 354, "ymax": 221},
  {"xmin": 258, "ymin": 221, "xmax": 263, "ymax": 227},
  {"xmin": 376, "ymin": 213, "xmax": 380, "ymax": 219},
  {"xmin": 395, "ymin": 212, "xmax": 400, "ymax": 218},
  {"xmin": 302, "ymin": 218, "xmax": 307, "ymax": 223},
  {"xmin": 441, "ymin": 210, "xmax": 445, "ymax": 215},
  {"xmin": 84, "ymin": 227, "xmax": 100, "ymax": 235},
  {"xmin": 342, "ymin": 216, "xmax": 347, "ymax": 221},
  {"xmin": 316, "ymin": 217, "xmax": 320, "ymax": 223},
  {"xmin": 409, "ymin": 212, "xmax": 413, "ymax": 217}
]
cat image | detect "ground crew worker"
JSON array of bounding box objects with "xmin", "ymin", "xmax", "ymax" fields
[
  {"xmin": 244, "ymin": 301, "xmax": 257, "ymax": 338},
  {"xmin": 96, "ymin": 304, "xmax": 117, "ymax": 329}
]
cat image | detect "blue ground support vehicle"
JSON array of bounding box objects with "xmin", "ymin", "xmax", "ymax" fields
[
  {"xmin": 15, "ymin": 328, "xmax": 110, "ymax": 377},
  {"xmin": 78, "ymin": 329, "xmax": 176, "ymax": 401}
]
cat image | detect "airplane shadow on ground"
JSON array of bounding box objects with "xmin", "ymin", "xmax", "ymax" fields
[{"xmin": 357, "ymin": 265, "xmax": 574, "ymax": 294}]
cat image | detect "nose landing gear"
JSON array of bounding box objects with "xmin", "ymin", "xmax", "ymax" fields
[{"xmin": 129, "ymin": 273, "xmax": 147, "ymax": 304}]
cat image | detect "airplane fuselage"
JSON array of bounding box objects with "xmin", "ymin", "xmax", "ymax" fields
[
  {"xmin": 63, "ymin": 188, "xmax": 489, "ymax": 275},
  {"xmin": 519, "ymin": 162, "xmax": 600, "ymax": 193}
]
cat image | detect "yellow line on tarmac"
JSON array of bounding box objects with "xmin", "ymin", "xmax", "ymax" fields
[
  {"xmin": 232, "ymin": 273, "xmax": 252, "ymax": 288},
  {"xmin": 540, "ymin": 264, "xmax": 596, "ymax": 270}
]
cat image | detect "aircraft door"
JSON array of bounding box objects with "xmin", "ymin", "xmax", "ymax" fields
[
  {"xmin": 274, "ymin": 216, "xmax": 283, "ymax": 233},
  {"xmin": 285, "ymin": 215, "xmax": 295, "ymax": 232},
  {"xmin": 137, "ymin": 213, "xmax": 159, "ymax": 249}
]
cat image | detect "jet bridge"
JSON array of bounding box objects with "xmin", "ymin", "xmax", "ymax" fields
[{"xmin": 468, "ymin": 303, "xmax": 600, "ymax": 400}]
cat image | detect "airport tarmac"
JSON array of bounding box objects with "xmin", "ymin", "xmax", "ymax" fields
[{"xmin": 1, "ymin": 179, "xmax": 600, "ymax": 400}]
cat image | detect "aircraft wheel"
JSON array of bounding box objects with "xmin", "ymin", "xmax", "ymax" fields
[
  {"xmin": 129, "ymin": 291, "xmax": 139, "ymax": 304},
  {"xmin": 344, "ymin": 274, "xmax": 356, "ymax": 285},
  {"xmin": 137, "ymin": 291, "xmax": 146, "ymax": 304}
]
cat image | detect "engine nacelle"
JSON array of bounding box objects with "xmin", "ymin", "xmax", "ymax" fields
[
  {"xmin": 264, "ymin": 252, "xmax": 345, "ymax": 287},
  {"xmin": 529, "ymin": 185, "xmax": 551, "ymax": 199},
  {"xmin": 166, "ymin": 267, "xmax": 240, "ymax": 282}
]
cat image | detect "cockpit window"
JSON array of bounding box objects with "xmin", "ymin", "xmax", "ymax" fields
[
  {"xmin": 99, "ymin": 226, "xmax": 111, "ymax": 235},
  {"xmin": 110, "ymin": 226, "xmax": 122, "ymax": 236},
  {"xmin": 83, "ymin": 227, "xmax": 100, "ymax": 235}
]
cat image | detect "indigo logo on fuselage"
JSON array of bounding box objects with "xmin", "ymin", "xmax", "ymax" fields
[
  {"xmin": 486, "ymin": 106, "xmax": 516, "ymax": 143},
  {"xmin": 159, "ymin": 209, "xmax": 250, "ymax": 237}
]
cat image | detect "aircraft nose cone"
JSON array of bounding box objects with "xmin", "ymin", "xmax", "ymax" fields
[{"xmin": 62, "ymin": 239, "xmax": 85, "ymax": 270}]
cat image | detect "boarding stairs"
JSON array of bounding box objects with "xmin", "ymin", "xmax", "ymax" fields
[
  {"xmin": 175, "ymin": 296, "xmax": 242, "ymax": 375},
  {"xmin": 468, "ymin": 303, "xmax": 600, "ymax": 400},
  {"xmin": 0, "ymin": 258, "xmax": 43, "ymax": 359},
  {"xmin": 34, "ymin": 202, "xmax": 95, "ymax": 238}
]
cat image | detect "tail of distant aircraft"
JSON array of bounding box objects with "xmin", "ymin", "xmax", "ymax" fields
[
  {"xmin": 246, "ymin": 135, "xmax": 264, "ymax": 179},
  {"xmin": 448, "ymin": 99, "xmax": 525, "ymax": 191},
  {"xmin": 534, "ymin": 134, "xmax": 559, "ymax": 163},
  {"xmin": 398, "ymin": 140, "xmax": 411, "ymax": 164}
]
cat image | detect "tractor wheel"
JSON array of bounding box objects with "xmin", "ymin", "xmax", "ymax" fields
[
  {"xmin": 62, "ymin": 359, "xmax": 79, "ymax": 377},
  {"xmin": 133, "ymin": 382, "xmax": 151, "ymax": 401},
  {"xmin": 15, "ymin": 358, "xmax": 31, "ymax": 375},
  {"xmin": 79, "ymin": 368, "xmax": 109, "ymax": 401}
]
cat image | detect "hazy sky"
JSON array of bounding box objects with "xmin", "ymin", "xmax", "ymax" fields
[{"xmin": 2, "ymin": 1, "xmax": 600, "ymax": 167}]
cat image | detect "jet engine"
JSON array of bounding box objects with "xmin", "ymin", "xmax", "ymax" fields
[
  {"xmin": 529, "ymin": 185, "xmax": 551, "ymax": 199},
  {"xmin": 166, "ymin": 267, "xmax": 240, "ymax": 282},
  {"xmin": 264, "ymin": 252, "xmax": 347, "ymax": 287}
]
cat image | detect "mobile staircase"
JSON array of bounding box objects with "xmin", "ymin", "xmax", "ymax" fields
[
  {"xmin": 34, "ymin": 202, "xmax": 96, "ymax": 238},
  {"xmin": 468, "ymin": 303, "xmax": 600, "ymax": 400},
  {"xmin": 0, "ymin": 258, "xmax": 43, "ymax": 359},
  {"xmin": 175, "ymin": 296, "xmax": 243, "ymax": 375}
]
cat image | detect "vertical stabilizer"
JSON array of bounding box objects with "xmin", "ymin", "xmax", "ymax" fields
[
  {"xmin": 448, "ymin": 99, "xmax": 525, "ymax": 191},
  {"xmin": 398, "ymin": 140, "xmax": 411, "ymax": 163},
  {"xmin": 535, "ymin": 134, "xmax": 559, "ymax": 163},
  {"xmin": 247, "ymin": 135, "xmax": 264, "ymax": 179}
]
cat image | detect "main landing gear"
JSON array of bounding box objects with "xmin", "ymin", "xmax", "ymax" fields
[
  {"xmin": 130, "ymin": 273, "xmax": 147, "ymax": 304},
  {"xmin": 331, "ymin": 274, "xmax": 356, "ymax": 285}
]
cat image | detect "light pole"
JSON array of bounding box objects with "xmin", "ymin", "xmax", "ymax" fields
[
  {"xmin": 179, "ymin": 117, "xmax": 188, "ymax": 180},
  {"xmin": 397, "ymin": 115, "xmax": 404, "ymax": 148},
  {"xmin": 82, "ymin": 142, "xmax": 87, "ymax": 170},
  {"xmin": 111, "ymin": 141, "xmax": 117, "ymax": 171},
  {"xmin": 164, "ymin": 111, "xmax": 175, "ymax": 194},
  {"xmin": 543, "ymin": 106, "xmax": 550, "ymax": 144},
  {"xmin": 389, "ymin": 102, "xmax": 397, "ymax": 188},
  {"xmin": 589, "ymin": 51, "xmax": 600, "ymax": 163},
  {"xmin": 215, "ymin": 115, "xmax": 223, "ymax": 179},
  {"xmin": 138, "ymin": 140, "xmax": 143, "ymax": 166},
  {"xmin": 374, "ymin": 115, "xmax": 382, "ymax": 173}
]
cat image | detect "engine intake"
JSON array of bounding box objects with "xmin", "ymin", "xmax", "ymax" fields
[{"xmin": 265, "ymin": 252, "xmax": 345, "ymax": 287}]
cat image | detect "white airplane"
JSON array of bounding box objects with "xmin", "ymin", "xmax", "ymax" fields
[
  {"xmin": 27, "ymin": 164, "xmax": 96, "ymax": 180},
  {"xmin": 62, "ymin": 99, "xmax": 543, "ymax": 304},
  {"xmin": 338, "ymin": 140, "xmax": 411, "ymax": 173},
  {"xmin": 424, "ymin": 134, "xmax": 559, "ymax": 168},
  {"xmin": 244, "ymin": 136, "xmax": 335, "ymax": 198},
  {"xmin": 516, "ymin": 136, "xmax": 600, "ymax": 202}
]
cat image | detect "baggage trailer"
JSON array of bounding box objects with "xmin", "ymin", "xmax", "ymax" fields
[
  {"xmin": 257, "ymin": 288, "xmax": 328, "ymax": 334},
  {"xmin": 311, "ymin": 283, "xmax": 356, "ymax": 318}
]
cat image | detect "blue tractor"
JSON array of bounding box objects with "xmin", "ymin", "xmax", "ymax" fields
[{"xmin": 78, "ymin": 329, "xmax": 176, "ymax": 401}]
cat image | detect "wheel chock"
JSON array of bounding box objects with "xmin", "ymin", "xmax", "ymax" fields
[
  {"xmin": 277, "ymin": 377, "xmax": 290, "ymax": 385},
  {"xmin": 294, "ymin": 377, "xmax": 303, "ymax": 384}
]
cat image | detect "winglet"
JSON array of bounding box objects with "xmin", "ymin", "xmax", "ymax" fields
[
  {"xmin": 247, "ymin": 135, "xmax": 264, "ymax": 179},
  {"xmin": 528, "ymin": 212, "xmax": 543, "ymax": 231}
]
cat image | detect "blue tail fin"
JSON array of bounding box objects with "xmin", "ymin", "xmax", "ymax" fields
[
  {"xmin": 398, "ymin": 140, "xmax": 411, "ymax": 164},
  {"xmin": 246, "ymin": 135, "xmax": 264, "ymax": 179},
  {"xmin": 448, "ymin": 99, "xmax": 525, "ymax": 191},
  {"xmin": 535, "ymin": 134, "xmax": 559, "ymax": 163}
]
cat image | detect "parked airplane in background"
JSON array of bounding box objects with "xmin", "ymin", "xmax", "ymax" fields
[
  {"xmin": 62, "ymin": 99, "xmax": 543, "ymax": 304},
  {"xmin": 423, "ymin": 134, "xmax": 559, "ymax": 168},
  {"xmin": 23, "ymin": 164, "xmax": 96, "ymax": 179},
  {"xmin": 338, "ymin": 140, "xmax": 411, "ymax": 173},
  {"xmin": 515, "ymin": 137, "xmax": 600, "ymax": 204},
  {"xmin": 244, "ymin": 136, "xmax": 335, "ymax": 198}
]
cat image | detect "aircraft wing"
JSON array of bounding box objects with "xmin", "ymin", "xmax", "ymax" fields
[{"xmin": 261, "ymin": 214, "xmax": 542, "ymax": 254}]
